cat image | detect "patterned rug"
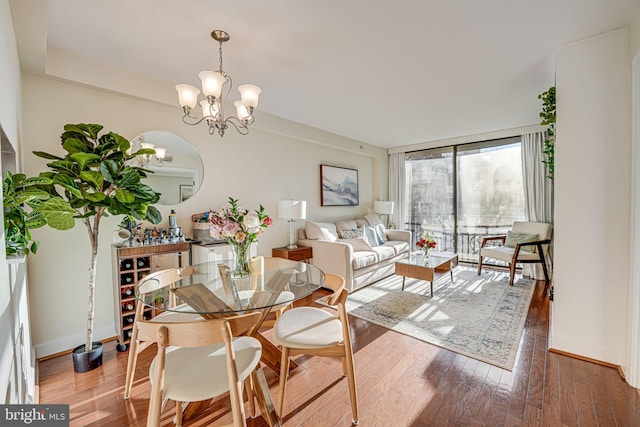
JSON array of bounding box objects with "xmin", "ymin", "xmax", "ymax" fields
[{"xmin": 319, "ymin": 267, "xmax": 535, "ymax": 370}]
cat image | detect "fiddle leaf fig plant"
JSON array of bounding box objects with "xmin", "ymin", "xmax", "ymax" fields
[
  {"xmin": 33, "ymin": 123, "xmax": 162, "ymax": 354},
  {"xmin": 2, "ymin": 171, "xmax": 52, "ymax": 256}
]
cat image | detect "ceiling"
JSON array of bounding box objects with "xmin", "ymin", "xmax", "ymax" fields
[{"xmin": 10, "ymin": 0, "xmax": 638, "ymax": 149}]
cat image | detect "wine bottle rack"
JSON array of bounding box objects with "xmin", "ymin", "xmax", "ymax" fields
[{"xmin": 111, "ymin": 242, "xmax": 191, "ymax": 352}]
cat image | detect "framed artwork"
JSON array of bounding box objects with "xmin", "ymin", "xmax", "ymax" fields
[
  {"xmin": 179, "ymin": 184, "xmax": 194, "ymax": 202},
  {"xmin": 320, "ymin": 164, "xmax": 359, "ymax": 206}
]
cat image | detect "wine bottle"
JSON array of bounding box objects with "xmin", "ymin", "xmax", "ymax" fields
[
  {"xmin": 123, "ymin": 316, "xmax": 134, "ymax": 325},
  {"xmin": 122, "ymin": 302, "xmax": 134, "ymax": 311},
  {"xmin": 120, "ymin": 259, "xmax": 133, "ymax": 270},
  {"xmin": 121, "ymin": 287, "xmax": 133, "ymax": 298}
]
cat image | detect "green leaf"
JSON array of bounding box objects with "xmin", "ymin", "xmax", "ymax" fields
[
  {"xmin": 64, "ymin": 123, "xmax": 103, "ymax": 140},
  {"xmin": 39, "ymin": 198, "xmax": 76, "ymax": 230},
  {"xmin": 71, "ymin": 153, "xmax": 101, "ymax": 170},
  {"xmin": 63, "ymin": 138, "xmax": 91, "ymax": 154},
  {"xmin": 30, "ymin": 240, "xmax": 39, "ymax": 254},
  {"xmin": 85, "ymin": 192, "xmax": 106, "ymax": 202},
  {"xmin": 128, "ymin": 184, "xmax": 159, "ymax": 201},
  {"xmin": 33, "ymin": 151, "xmax": 64, "ymax": 160},
  {"xmin": 25, "ymin": 212, "xmax": 46, "ymax": 228},
  {"xmin": 112, "ymin": 132, "xmax": 131, "ymax": 154},
  {"xmin": 100, "ymin": 160, "xmax": 118, "ymax": 184},
  {"xmin": 48, "ymin": 160, "xmax": 79, "ymax": 176},
  {"xmin": 115, "ymin": 188, "xmax": 135, "ymax": 203},
  {"xmin": 129, "ymin": 148, "xmax": 156, "ymax": 157},
  {"xmin": 118, "ymin": 169, "xmax": 141, "ymax": 187},
  {"xmin": 19, "ymin": 176, "xmax": 53, "ymax": 187},
  {"xmin": 79, "ymin": 170, "xmax": 104, "ymax": 190},
  {"xmin": 145, "ymin": 205, "xmax": 162, "ymax": 224}
]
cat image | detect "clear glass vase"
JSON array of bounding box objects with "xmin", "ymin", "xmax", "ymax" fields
[
  {"xmin": 423, "ymin": 248, "xmax": 430, "ymax": 264},
  {"xmin": 231, "ymin": 241, "xmax": 251, "ymax": 278}
]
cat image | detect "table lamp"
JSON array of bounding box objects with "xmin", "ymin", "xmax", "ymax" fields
[
  {"xmin": 278, "ymin": 200, "xmax": 307, "ymax": 249},
  {"xmin": 374, "ymin": 200, "xmax": 394, "ymax": 227}
]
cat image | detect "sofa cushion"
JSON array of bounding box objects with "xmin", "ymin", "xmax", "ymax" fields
[
  {"xmin": 384, "ymin": 240, "xmax": 409, "ymax": 255},
  {"xmin": 372, "ymin": 245, "xmax": 395, "ymax": 261},
  {"xmin": 352, "ymin": 251, "xmax": 378, "ymax": 270},
  {"xmin": 338, "ymin": 237, "xmax": 373, "ymax": 252},
  {"xmin": 305, "ymin": 221, "xmax": 338, "ymax": 242},
  {"xmin": 364, "ymin": 213, "xmax": 382, "ymax": 225}
]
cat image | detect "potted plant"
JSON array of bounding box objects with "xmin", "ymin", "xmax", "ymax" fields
[
  {"xmin": 33, "ymin": 123, "xmax": 162, "ymax": 372},
  {"xmin": 3, "ymin": 171, "xmax": 52, "ymax": 257}
]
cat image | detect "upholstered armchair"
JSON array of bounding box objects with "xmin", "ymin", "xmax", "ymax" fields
[{"xmin": 477, "ymin": 221, "xmax": 552, "ymax": 288}]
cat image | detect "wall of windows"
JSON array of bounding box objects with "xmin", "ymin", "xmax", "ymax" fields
[{"xmin": 404, "ymin": 137, "xmax": 525, "ymax": 262}]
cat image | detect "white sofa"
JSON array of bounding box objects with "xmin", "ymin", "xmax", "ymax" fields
[{"xmin": 298, "ymin": 216, "xmax": 411, "ymax": 292}]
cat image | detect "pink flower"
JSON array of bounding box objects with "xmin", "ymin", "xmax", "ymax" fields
[
  {"xmin": 263, "ymin": 216, "xmax": 273, "ymax": 226},
  {"xmin": 210, "ymin": 225, "xmax": 223, "ymax": 239},
  {"xmin": 222, "ymin": 222, "xmax": 239, "ymax": 238}
]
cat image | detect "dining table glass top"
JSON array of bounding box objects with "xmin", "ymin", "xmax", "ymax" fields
[{"xmin": 136, "ymin": 257, "xmax": 325, "ymax": 316}]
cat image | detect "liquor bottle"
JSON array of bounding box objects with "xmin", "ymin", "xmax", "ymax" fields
[
  {"xmin": 121, "ymin": 286, "xmax": 134, "ymax": 298},
  {"xmin": 120, "ymin": 259, "xmax": 133, "ymax": 270}
]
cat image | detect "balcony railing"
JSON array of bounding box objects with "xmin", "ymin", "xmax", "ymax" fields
[{"xmin": 405, "ymin": 222, "xmax": 513, "ymax": 264}]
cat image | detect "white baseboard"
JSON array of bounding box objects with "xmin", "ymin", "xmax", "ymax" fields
[{"xmin": 34, "ymin": 324, "xmax": 115, "ymax": 359}]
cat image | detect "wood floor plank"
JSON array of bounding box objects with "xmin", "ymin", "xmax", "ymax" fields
[{"xmin": 35, "ymin": 276, "xmax": 640, "ymax": 427}]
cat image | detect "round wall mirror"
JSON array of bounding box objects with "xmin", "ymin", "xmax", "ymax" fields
[{"xmin": 131, "ymin": 130, "xmax": 204, "ymax": 205}]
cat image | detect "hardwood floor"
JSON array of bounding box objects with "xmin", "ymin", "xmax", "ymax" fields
[{"xmin": 38, "ymin": 276, "xmax": 640, "ymax": 426}]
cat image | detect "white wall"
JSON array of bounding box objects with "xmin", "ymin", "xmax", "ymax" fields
[
  {"xmin": 552, "ymin": 28, "xmax": 631, "ymax": 365},
  {"xmin": 1, "ymin": 0, "xmax": 36, "ymax": 404},
  {"xmin": 21, "ymin": 74, "xmax": 387, "ymax": 357}
]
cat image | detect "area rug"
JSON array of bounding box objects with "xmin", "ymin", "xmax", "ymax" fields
[{"xmin": 319, "ymin": 267, "xmax": 535, "ymax": 370}]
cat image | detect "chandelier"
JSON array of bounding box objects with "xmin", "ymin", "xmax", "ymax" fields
[
  {"xmin": 175, "ymin": 30, "xmax": 262, "ymax": 137},
  {"xmin": 129, "ymin": 135, "xmax": 167, "ymax": 167}
]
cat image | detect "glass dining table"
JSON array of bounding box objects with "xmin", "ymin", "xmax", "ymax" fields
[
  {"xmin": 135, "ymin": 256, "xmax": 325, "ymax": 425},
  {"xmin": 136, "ymin": 256, "xmax": 325, "ymax": 369}
]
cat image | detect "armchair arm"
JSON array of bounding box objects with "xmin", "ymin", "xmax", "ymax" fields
[
  {"xmin": 511, "ymin": 239, "xmax": 552, "ymax": 263},
  {"xmin": 297, "ymin": 239, "xmax": 354, "ymax": 286},
  {"xmin": 480, "ymin": 235, "xmax": 506, "ymax": 248},
  {"xmin": 385, "ymin": 229, "xmax": 411, "ymax": 243}
]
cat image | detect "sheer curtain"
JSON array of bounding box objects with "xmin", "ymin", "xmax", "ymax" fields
[
  {"xmin": 389, "ymin": 152, "xmax": 406, "ymax": 231},
  {"xmin": 521, "ymin": 131, "xmax": 554, "ymax": 279}
]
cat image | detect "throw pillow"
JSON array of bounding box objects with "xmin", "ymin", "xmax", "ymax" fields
[
  {"xmin": 339, "ymin": 228, "xmax": 363, "ymax": 239},
  {"xmin": 336, "ymin": 220, "xmax": 358, "ymax": 234},
  {"xmin": 375, "ymin": 223, "xmax": 387, "ymax": 243},
  {"xmin": 504, "ymin": 231, "xmax": 538, "ymax": 253},
  {"xmin": 362, "ymin": 226, "xmax": 380, "ymax": 247},
  {"xmin": 339, "ymin": 237, "xmax": 373, "ymax": 252},
  {"xmin": 305, "ymin": 221, "xmax": 338, "ymax": 242},
  {"xmin": 364, "ymin": 213, "xmax": 382, "ymax": 226}
]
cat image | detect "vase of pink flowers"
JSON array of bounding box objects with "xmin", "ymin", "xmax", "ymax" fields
[
  {"xmin": 416, "ymin": 233, "xmax": 437, "ymax": 262},
  {"xmin": 209, "ymin": 197, "xmax": 273, "ymax": 278}
]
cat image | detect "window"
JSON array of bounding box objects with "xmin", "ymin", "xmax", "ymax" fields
[{"xmin": 404, "ymin": 137, "xmax": 525, "ymax": 263}]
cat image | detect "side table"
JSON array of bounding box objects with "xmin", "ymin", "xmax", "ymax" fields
[{"xmin": 271, "ymin": 246, "xmax": 313, "ymax": 263}]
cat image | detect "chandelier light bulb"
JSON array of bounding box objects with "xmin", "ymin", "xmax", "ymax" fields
[
  {"xmin": 198, "ymin": 70, "xmax": 225, "ymax": 98},
  {"xmin": 234, "ymin": 100, "xmax": 250, "ymax": 121},
  {"xmin": 154, "ymin": 147, "xmax": 167, "ymax": 160},
  {"xmin": 238, "ymin": 84, "xmax": 261, "ymax": 108},
  {"xmin": 175, "ymin": 84, "xmax": 200, "ymax": 109}
]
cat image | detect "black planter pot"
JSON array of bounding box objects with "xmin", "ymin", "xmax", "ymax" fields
[{"xmin": 72, "ymin": 342, "xmax": 103, "ymax": 373}]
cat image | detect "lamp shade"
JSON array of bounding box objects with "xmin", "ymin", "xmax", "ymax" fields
[
  {"xmin": 278, "ymin": 200, "xmax": 306, "ymax": 220},
  {"xmin": 374, "ymin": 201, "xmax": 394, "ymax": 215}
]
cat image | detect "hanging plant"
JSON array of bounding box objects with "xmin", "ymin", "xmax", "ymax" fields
[{"xmin": 538, "ymin": 86, "xmax": 556, "ymax": 180}]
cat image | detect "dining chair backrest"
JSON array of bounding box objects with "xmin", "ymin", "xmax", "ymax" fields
[
  {"xmin": 138, "ymin": 266, "xmax": 196, "ymax": 295},
  {"xmin": 135, "ymin": 311, "xmax": 261, "ymax": 348},
  {"xmin": 324, "ymin": 273, "xmax": 347, "ymax": 307}
]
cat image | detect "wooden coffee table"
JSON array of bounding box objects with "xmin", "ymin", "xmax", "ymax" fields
[{"xmin": 395, "ymin": 251, "xmax": 459, "ymax": 297}]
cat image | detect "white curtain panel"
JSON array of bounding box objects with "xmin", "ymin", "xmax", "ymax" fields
[
  {"xmin": 521, "ymin": 132, "xmax": 554, "ymax": 279},
  {"xmin": 389, "ymin": 152, "xmax": 406, "ymax": 231}
]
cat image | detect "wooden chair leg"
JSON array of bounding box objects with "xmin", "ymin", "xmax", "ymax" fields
[
  {"xmin": 251, "ymin": 367, "xmax": 281, "ymax": 427},
  {"xmin": 509, "ymin": 262, "xmax": 516, "ymax": 286},
  {"xmin": 477, "ymin": 255, "xmax": 483, "ymax": 275},
  {"xmin": 245, "ymin": 376, "xmax": 255, "ymax": 417},
  {"xmin": 123, "ymin": 338, "xmax": 138, "ymax": 398},
  {"xmin": 343, "ymin": 339, "xmax": 359, "ymax": 425},
  {"xmin": 175, "ymin": 401, "xmax": 183, "ymax": 427},
  {"xmin": 277, "ymin": 347, "xmax": 290, "ymax": 417},
  {"xmin": 539, "ymin": 254, "xmax": 550, "ymax": 289}
]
